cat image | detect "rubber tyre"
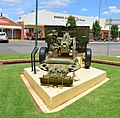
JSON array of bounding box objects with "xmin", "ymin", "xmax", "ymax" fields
[
  {"xmin": 85, "ymin": 48, "xmax": 92, "ymax": 69},
  {"xmin": 39, "ymin": 47, "xmax": 48, "ymax": 63}
]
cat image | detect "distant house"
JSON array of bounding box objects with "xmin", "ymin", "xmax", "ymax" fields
[{"xmin": 0, "ymin": 15, "xmax": 23, "ymax": 39}]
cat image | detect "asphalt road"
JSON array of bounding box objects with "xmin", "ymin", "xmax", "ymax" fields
[
  {"xmin": 0, "ymin": 41, "xmax": 47, "ymax": 54},
  {"xmin": 0, "ymin": 41, "xmax": 120, "ymax": 56},
  {"xmin": 88, "ymin": 42, "xmax": 120, "ymax": 56}
]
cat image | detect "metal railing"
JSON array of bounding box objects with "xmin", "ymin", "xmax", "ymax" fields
[{"xmin": 31, "ymin": 47, "xmax": 39, "ymax": 74}]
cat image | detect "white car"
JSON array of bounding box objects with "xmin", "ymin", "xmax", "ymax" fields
[{"xmin": 0, "ymin": 32, "xmax": 9, "ymax": 43}]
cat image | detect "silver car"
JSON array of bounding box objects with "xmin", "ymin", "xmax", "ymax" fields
[{"xmin": 0, "ymin": 32, "xmax": 9, "ymax": 43}]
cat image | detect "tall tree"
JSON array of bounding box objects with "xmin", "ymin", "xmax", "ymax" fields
[
  {"xmin": 66, "ymin": 15, "xmax": 76, "ymax": 27},
  {"xmin": 92, "ymin": 20, "xmax": 101, "ymax": 40},
  {"xmin": 111, "ymin": 25, "xmax": 118, "ymax": 40}
]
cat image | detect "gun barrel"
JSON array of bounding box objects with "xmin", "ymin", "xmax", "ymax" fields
[{"xmin": 44, "ymin": 58, "xmax": 75, "ymax": 64}]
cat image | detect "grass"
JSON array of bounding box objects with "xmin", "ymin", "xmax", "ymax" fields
[
  {"xmin": 93, "ymin": 56, "xmax": 120, "ymax": 62},
  {"xmin": 0, "ymin": 53, "xmax": 30, "ymax": 60},
  {"xmin": 0, "ymin": 56, "xmax": 120, "ymax": 118},
  {"xmin": 0, "ymin": 54, "xmax": 119, "ymax": 63},
  {"xmin": 0, "ymin": 53, "xmax": 39, "ymax": 60}
]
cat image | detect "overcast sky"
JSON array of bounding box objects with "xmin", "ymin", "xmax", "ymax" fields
[{"xmin": 0, "ymin": 0, "xmax": 120, "ymax": 21}]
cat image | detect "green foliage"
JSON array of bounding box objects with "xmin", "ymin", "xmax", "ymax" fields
[
  {"xmin": 66, "ymin": 15, "xmax": 76, "ymax": 27},
  {"xmin": 111, "ymin": 25, "xmax": 118, "ymax": 40},
  {"xmin": 92, "ymin": 20, "xmax": 101, "ymax": 40}
]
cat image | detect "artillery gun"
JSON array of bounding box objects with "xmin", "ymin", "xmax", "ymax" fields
[{"xmin": 39, "ymin": 16, "xmax": 92, "ymax": 86}]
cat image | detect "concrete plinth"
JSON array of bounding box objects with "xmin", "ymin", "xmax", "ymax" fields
[{"xmin": 22, "ymin": 66, "xmax": 108, "ymax": 113}]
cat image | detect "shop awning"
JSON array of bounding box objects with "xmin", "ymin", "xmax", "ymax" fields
[{"xmin": 0, "ymin": 25, "xmax": 22, "ymax": 29}]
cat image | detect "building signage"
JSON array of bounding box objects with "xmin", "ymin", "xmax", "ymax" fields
[
  {"xmin": 0, "ymin": 19, "xmax": 9, "ymax": 24},
  {"xmin": 106, "ymin": 18, "xmax": 120, "ymax": 25},
  {"xmin": 54, "ymin": 15, "xmax": 85, "ymax": 22},
  {"xmin": 54, "ymin": 16, "xmax": 64, "ymax": 19}
]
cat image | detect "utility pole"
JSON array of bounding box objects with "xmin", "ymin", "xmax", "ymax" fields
[
  {"xmin": 99, "ymin": 0, "xmax": 107, "ymax": 23},
  {"xmin": 99, "ymin": 0, "xmax": 102, "ymax": 23},
  {"xmin": 107, "ymin": 18, "xmax": 112, "ymax": 56},
  {"xmin": 35, "ymin": 0, "xmax": 38, "ymax": 47}
]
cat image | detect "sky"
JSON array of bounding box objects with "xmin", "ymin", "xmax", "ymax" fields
[{"xmin": 0, "ymin": 0, "xmax": 120, "ymax": 21}]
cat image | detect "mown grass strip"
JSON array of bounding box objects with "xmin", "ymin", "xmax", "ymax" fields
[
  {"xmin": 0, "ymin": 53, "xmax": 39, "ymax": 60},
  {"xmin": 93, "ymin": 56, "xmax": 120, "ymax": 62},
  {"xmin": 0, "ymin": 53, "xmax": 30, "ymax": 60}
]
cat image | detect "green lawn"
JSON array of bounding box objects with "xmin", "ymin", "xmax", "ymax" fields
[
  {"xmin": 0, "ymin": 54, "xmax": 30, "ymax": 60},
  {"xmin": 0, "ymin": 56, "xmax": 120, "ymax": 118},
  {"xmin": 0, "ymin": 54, "xmax": 119, "ymax": 62},
  {"xmin": 93, "ymin": 56, "xmax": 120, "ymax": 62},
  {"xmin": 0, "ymin": 53, "xmax": 39, "ymax": 60}
]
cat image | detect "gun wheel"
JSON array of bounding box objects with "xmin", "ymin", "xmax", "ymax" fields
[
  {"xmin": 39, "ymin": 47, "xmax": 48, "ymax": 63},
  {"xmin": 85, "ymin": 48, "xmax": 92, "ymax": 69}
]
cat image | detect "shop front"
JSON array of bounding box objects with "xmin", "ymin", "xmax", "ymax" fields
[
  {"xmin": 19, "ymin": 10, "xmax": 110, "ymax": 40},
  {"xmin": 0, "ymin": 16, "xmax": 22, "ymax": 39},
  {"xmin": 24, "ymin": 25, "xmax": 45, "ymax": 40}
]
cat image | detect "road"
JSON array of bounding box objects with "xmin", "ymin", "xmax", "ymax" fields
[
  {"xmin": 0, "ymin": 41, "xmax": 120, "ymax": 56},
  {"xmin": 88, "ymin": 42, "xmax": 120, "ymax": 56},
  {"xmin": 0, "ymin": 41, "xmax": 47, "ymax": 54}
]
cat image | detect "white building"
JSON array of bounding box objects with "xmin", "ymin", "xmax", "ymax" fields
[{"xmin": 19, "ymin": 10, "xmax": 109, "ymax": 39}]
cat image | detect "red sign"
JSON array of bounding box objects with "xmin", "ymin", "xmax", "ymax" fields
[{"xmin": 0, "ymin": 19, "xmax": 9, "ymax": 24}]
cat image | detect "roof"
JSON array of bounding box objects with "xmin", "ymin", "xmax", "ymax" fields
[
  {"xmin": 0, "ymin": 17, "xmax": 20, "ymax": 26},
  {"xmin": 0, "ymin": 17, "xmax": 22, "ymax": 29},
  {"xmin": 0, "ymin": 25, "xmax": 22, "ymax": 29}
]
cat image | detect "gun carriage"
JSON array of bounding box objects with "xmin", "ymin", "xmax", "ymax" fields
[{"xmin": 39, "ymin": 16, "xmax": 92, "ymax": 86}]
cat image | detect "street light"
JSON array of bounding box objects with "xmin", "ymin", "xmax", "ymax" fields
[
  {"xmin": 99, "ymin": 0, "xmax": 103, "ymax": 24},
  {"xmin": 107, "ymin": 18, "xmax": 112, "ymax": 56},
  {"xmin": 99, "ymin": 0, "xmax": 106, "ymax": 23},
  {"xmin": 35, "ymin": 0, "xmax": 38, "ymax": 47}
]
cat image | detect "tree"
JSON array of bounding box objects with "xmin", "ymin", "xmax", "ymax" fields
[
  {"xmin": 111, "ymin": 25, "xmax": 118, "ymax": 40},
  {"xmin": 92, "ymin": 20, "xmax": 101, "ymax": 40},
  {"xmin": 66, "ymin": 15, "xmax": 76, "ymax": 27}
]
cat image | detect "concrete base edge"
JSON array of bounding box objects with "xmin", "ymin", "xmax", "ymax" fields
[{"xmin": 20, "ymin": 74, "xmax": 109, "ymax": 113}]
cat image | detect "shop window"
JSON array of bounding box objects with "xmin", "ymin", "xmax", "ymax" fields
[
  {"xmin": 6, "ymin": 30, "xmax": 12, "ymax": 38},
  {"xmin": 13, "ymin": 30, "xmax": 16, "ymax": 38}
]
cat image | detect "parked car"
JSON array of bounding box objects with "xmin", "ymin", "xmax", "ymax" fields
[{"xmin": 0, "ymin": 32, "xmax": 9, "ymax": 43}]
